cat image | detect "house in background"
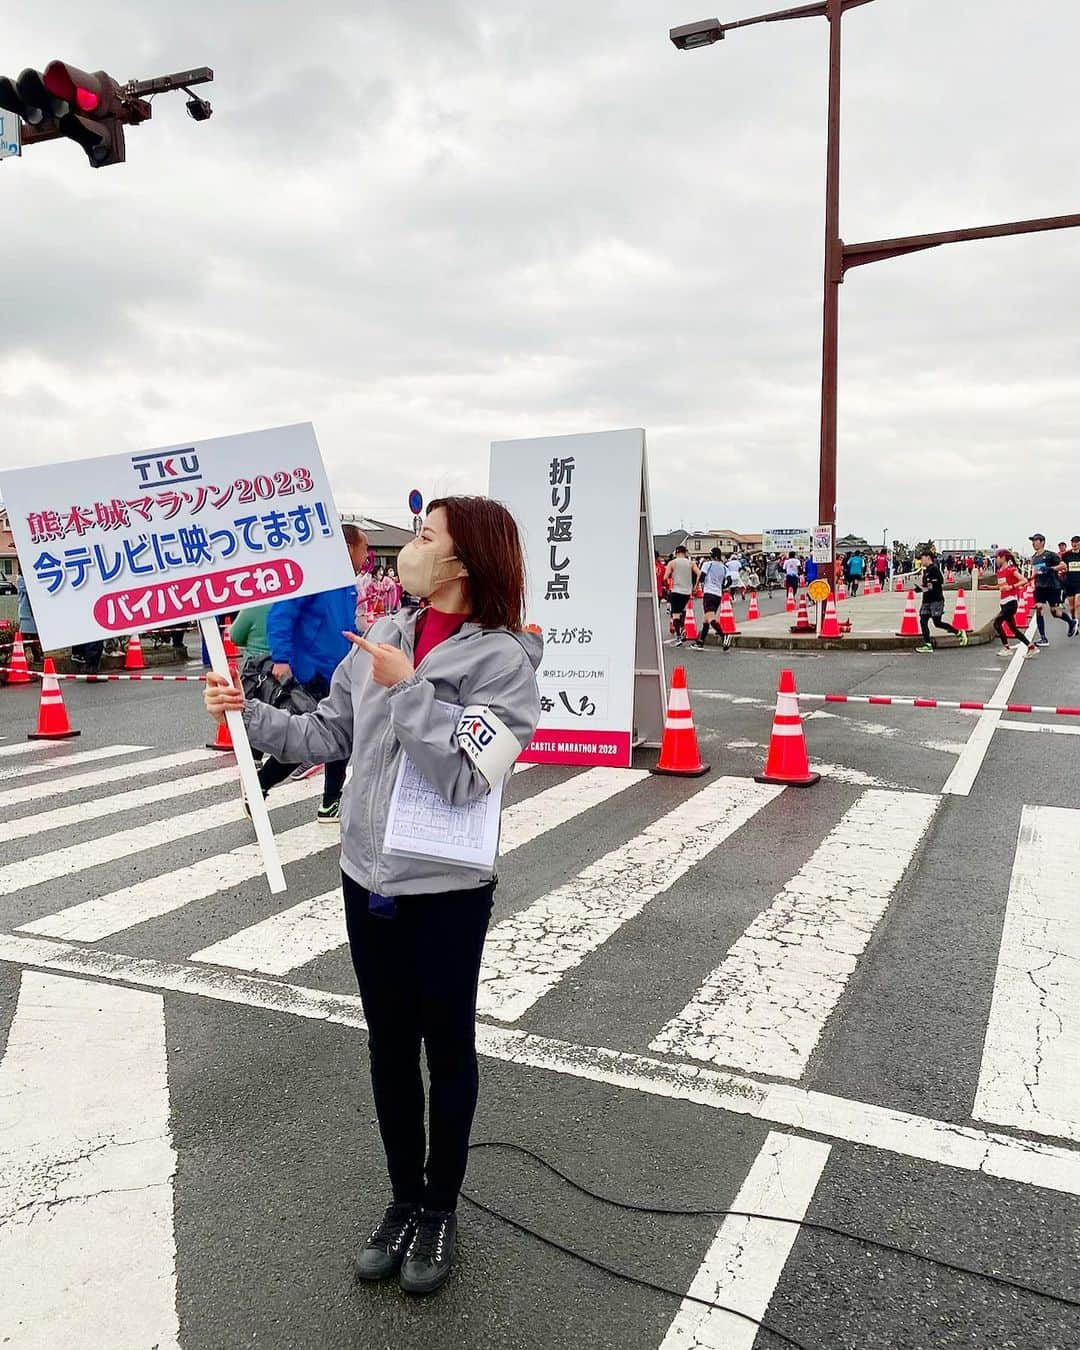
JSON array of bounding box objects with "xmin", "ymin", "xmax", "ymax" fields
[
  {"xmin": 0, "ymin": 508, "xmax": 18, "ymax": 584},
  {"xmin": 339, "ymin": 513, "xmax": 415, "ymax": 571}
]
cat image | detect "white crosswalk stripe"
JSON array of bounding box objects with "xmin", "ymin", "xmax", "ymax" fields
[
  {"xmin": 476, "ymin": 777, "xmax": 784, "ymax": 1023},
  {"xmin": 974, "ymin": 805, "xmax": 1080, "ymax": 1144},
  {"xmin": 0, "ymin": 748, "xmax": 220, "ymax": 811},
  {"xmin": 651, "ymin": 789, "xmax": 939, "ymax": 1078},
  {"xmin": 191, "ymin": 767, "xmax": 648, "ymax": 974},
  {"xmin": 0, "ymin": 743, "xmax": 146, "ymax": 783}
]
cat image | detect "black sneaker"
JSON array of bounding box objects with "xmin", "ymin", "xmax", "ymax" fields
[
  {"xmin": 690, "ymin": 639, "xmax": 706, "ymax": 650},
  {"xmin": 399, "ymin": 1208, "xmax": 457, "ymax": 1295},
  {"xmin": 354, "ymin": 1202, "xmax": 419, "ymax": 1282}
]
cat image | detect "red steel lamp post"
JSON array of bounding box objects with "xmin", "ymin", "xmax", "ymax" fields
[{"xmin": 670, "ymin": 2, "xmax": 1080, "ymax": 604}]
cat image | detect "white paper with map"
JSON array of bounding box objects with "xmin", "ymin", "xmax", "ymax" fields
[{"xmin": 383, "ymin": 701, "xmax": 504, "ymax": 869}]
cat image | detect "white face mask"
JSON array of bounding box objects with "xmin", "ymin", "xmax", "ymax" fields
[{"xmin": 396, "ymin": 539, "xmax": 467, "ymax": 599}]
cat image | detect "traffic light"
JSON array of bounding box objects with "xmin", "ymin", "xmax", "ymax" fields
[{"xmin": 0, "ymin": 62, "xmax": 146, "ymax": 167}]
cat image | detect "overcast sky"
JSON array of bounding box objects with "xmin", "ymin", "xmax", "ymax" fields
[{"xmin": 1, "ymin": 0, "xmax": 1077, "ymax": 547}]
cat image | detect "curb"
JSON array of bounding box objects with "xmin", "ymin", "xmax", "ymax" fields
[{"xmin": 732, "ymin": 623, "xmax": 995, "ymax": 653}]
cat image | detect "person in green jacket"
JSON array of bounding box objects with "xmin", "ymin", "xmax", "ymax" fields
[{"xmin": 229, "ymin": 605, "xmax": 272, "ymax": 661}]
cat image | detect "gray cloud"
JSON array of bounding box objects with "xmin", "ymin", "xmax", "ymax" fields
[{"xmin": 1, "ymin": 0, "xmax": 1078, "ymax": 541}]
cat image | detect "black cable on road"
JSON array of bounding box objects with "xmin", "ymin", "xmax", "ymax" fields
[{"xmin": 462, "ymin": 1140, "xmax": 1080, "ymax": 1345}]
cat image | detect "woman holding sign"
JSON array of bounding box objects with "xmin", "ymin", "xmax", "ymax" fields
[{"xmin": 205, "ymin": 497, "xmax": 541, "ymax": 1295}]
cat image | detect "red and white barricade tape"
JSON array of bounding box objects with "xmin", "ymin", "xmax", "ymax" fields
[
  {"xmin": 1, "ymin": 668, "xmax": 207, "ymax": 682},
  {"xmin": 799, "ymin": 693, "xmax": 1080, "ymax": 718}
]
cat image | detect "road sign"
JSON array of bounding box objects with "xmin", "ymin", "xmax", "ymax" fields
[
  {"xmin": 808, "ymin": 578, "xmax": 831, "ymax": 602},
  {"xmin": 0, "ymin": 110, "xmax": 21, "ymax": 159},
  {"xmin": 812, "ymin": 524, "xmax": 834, "ymax": 564},
  {"xmin": 412, "ymin": 514, "xmax": 423, "ymax": 535},
  {"xmin": 408, "ymin": 489, "xmax": 423, "ymax": 516}
]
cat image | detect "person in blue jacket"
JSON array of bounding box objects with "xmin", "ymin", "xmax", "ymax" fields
[{"xmin": 258, "ymin": 523, "xmax": 369, "ymax": 822}]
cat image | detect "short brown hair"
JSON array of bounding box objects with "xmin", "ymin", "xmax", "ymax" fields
[{"xmin": 428, "ymin": 495, "xmax": 526, "ymax": 631}]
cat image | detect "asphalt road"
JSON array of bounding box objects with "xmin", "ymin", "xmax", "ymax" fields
[{"xmin": 1, "ymin": 624, "xmax": 1079, "ymax": 1350}]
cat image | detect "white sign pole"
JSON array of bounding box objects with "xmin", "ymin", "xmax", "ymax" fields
[{"xmin": 200, "ymin": 616, "xmax": 287, "ymax": 895}]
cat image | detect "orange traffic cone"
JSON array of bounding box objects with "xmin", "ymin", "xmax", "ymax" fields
[
  {"xmin": 951, "ymin": 589, "xmax": 971, "ymax": 633},
  {"xmin": 28, "ymin": 659, "xmax": 80, "ymax": 740},
  {"xmin": 718, "ymin": 592, "xmax": 740, "ymax": 636},
  {"xmin": 206, "ymin": 713, "xmax": 235, "ymax": 751},
  {"xmin": 222, "ymin": 618, "xmax": 241, "ymax": 660},
  {"xmin": 746, "ymin": 592, "xmax": 760, "ymax": 621},
  {"xmin": 896, "ymin": 590, "xmax": 921, "ymax": 637},
  {"xmin": 819, "ymin": 595, "xmax": 842, "ymax": 638},
  {"xmin": 755, "ymin": 669, "xmax": 819, "ymax": 787},
  {"xmin": 651, "ymin": 667, "xmax": 709, "ymax": 777},
  {"xmin": 895, "ymin": 578, "xmax": 904, "ymax": 592},
  {"xmin": 785, "ymin": 588, "xmax": 796, "ymax": 613},
  {"xmin": 123, "ymin": 633, "xmax": 146, "ymax": 670},
  {"xmin": 7, "ymin": 630, "xmax": 32, "ymax": 684},
  {"xmin": 683, "ymin": 596, "xmax": 699, "ymax": 642},
  {"xmin": 790, "ymin": 591, "xmax": 815, "ymax": 634},
  {"xmin": 837, "ymin": 578, "xmax": 847, "ymax": 601}
]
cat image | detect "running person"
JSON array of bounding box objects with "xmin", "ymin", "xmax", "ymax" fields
[
  {"xmin": 782, "ymin": 552, "xmax": 801, "ymax": 597},
  {"xmin": 1028, "ymin": 532, "xmax": 1076, "ymax": 645},
  {"xmin": 692, "ymin": 549, "xmax": 733, "ymax": 651},
  {"xmin": 664, "ymin": 545, "xmax": 698, "ymax": 646},
  {"xmin": 913, "ymin": 550, "xmax": 967, "ymax": 653},
  {"xmin": 993, "ymin": 549, "xmax": 1037, "ymax": 658},
  {"xmin": 1060, "ymin": 534, "xmax": 1080, "ymax": 632},
  {"xmin": 204, "ymin": 497, "xmax": 542, "ymax": 1295}
]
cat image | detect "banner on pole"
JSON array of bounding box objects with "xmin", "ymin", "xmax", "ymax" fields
[
  {"xmin": 812, "ymin": 524, "xmax": 834, "ymax": 564},
  {"xmin": 762, "ymin": 527, "xmax": 812, "ymax": 554},
  {"xmin": 490, "ymin": 428, "xmax": 665, "ymax": 768},
  {"xmin": 0, "ymin": 423, "xmax": 349, "ymax": 650}
]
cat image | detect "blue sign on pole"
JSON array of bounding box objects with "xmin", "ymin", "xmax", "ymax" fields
[{"xmin": 408, "ymin": 489, "xmax": 423, "ymax": 516}]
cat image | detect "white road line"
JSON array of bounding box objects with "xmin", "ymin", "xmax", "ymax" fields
[
  {"xmin": 19, "ymin": 791, "xmax": 329, "ymax": 941},
  {"xmin": 4, "ymin": 776, "xmax": 323, "ymax": 901},
  {"xmin": 973, "ymin": 806, "xmax": 1080, "ymax": 1143},
  {"xmin": 499, "ymin": 766, "xmax": 649, "ymax": 853},
  {"xmin": 476, "ymin": 778, "xmax": 785, "ymax": 1023},
  {"xmin": 5, "ymin": 764, "xmax": 240, "ymax": 841},
  {"xmin": 723, "ymin": 742, "xmax": 903, "ymax": 789},
  {"xmin": 191, "ymin": 769, "xmax": 648, "ymax": 976},
  {"xmin": 998, "ymin": 719, "xmax": 1080, "ymax": 737},
  {"xmin": 0, "ymin": 971, "xmax": 179, "ymax": 1349},
  {"xmin": 652, "ymin": 789, "xmax": 940, "ymax": 1078},
  {"xmin": 942, "ymin": 631, "xmax": 1030, "ymax": 796},
  {"xmin": 658, "ymin": 1132, "xmax": 831, "ymax": 1350},
  {"xmin": 2, "ymin": 933, "xmax": 1079, "ymax": 1197},
  {"xmin": 0, "ymin": 748, "xmax": 219, "ymax": 811},
  {"xmin": 0, "ymin": 739, "xmax": 56, "ymax": 759},
  {"xmin": 0, "ymin": 743, "xmax": 146, "ymax": 783}
]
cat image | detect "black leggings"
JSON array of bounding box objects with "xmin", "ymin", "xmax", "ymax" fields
[
  {"xmin": 994, "ymin": 600, "xmax": 1031, "ymax": 647},
  {"xmin": 343, "ymin": 873, "xmax": 494, "ymax": 1212},
  {"xmin": 920, "ymin": 609, "xmax": 958, "ymax": 643}
]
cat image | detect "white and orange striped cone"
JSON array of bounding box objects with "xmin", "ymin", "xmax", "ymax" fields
[
  {"xmin": 222, "ymin": 618, "xmax": 241, "ymax": 661},
  {"xmin": 746, "ymin": 591, "xmax": 760, "ymax": 621},
  {"xmin": 785, "ymin": 588, "xmax": 796, "ymax": 613},
  {"xmin": 123, "ymin": 633, "xmax": 146, "ymax": 670},
  {"xmin": 837, "ymin": 578, "xmax": 847, "ymax": 601},
  {"xmin": 651, "ymin": 666, "xmax": 709, "ymax": 777},
  {"xmin": 1017, "ymin": 585, "xmax": 1033, "ymax": 627},
  {"xmin": 28, "ymin": 658, "xmax": 80, "ymax": 740},
  {"xmin": 206, "ymin": 666, "xmax": 238, "ymax": 751},
  {"xmin": 895, "ymin": 578, "xmax": 905, "ymax": 592},
  {"xmin": 683, "ymin": 596, "xmax": 699, "ymax": 642},
  {"xmin": 819, "ymin": 595, "xmax": 842, "ymax": 639},
  {"xmin": 896, "ymin": 590, "xmax": 921, "ymax": 637},
  {"xmin": 755, "ymin": 669, "xmax": 819, "ymax": 787},
  {"xmin": 718, "ymin": 592, "xmax": 740, "ymax": 636},
  {"xmin": 951, "ymin": 589, "xmax": 971, "ymax": 633},
  {"xmin": 789, "ymin": 591, "xmax": 815, "ymax": 634},
  {"xmin": 6, "ymin": 630, "xmax": 32, "ymax": 684}
]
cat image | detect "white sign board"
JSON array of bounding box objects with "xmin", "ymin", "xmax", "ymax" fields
[
  {"xmin": 812, "ymin": 524, "xmax": 833, "ymax": 564},
  {"xmin": 0, "ymin": 422, "xmax": 350, "ymax": 650},
  {"xmin": 490, "ymin": 428, "xmax": 665, "ymax": 768},
  {"xmin": 0, "ymin": 111, "xmax": 21, "ymax": 159},
  {"xmin": 762, "ymin": 527, "xmax": 812, "ymax": 554}
]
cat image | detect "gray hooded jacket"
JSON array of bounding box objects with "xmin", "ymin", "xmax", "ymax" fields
[{"xmin": 242, "ymin": 608, "xmax": 543, "ymax": 895}]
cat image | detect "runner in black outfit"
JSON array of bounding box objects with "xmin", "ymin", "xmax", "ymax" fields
[
  {"xmin": 913, "ymin": 551, "xmax": 967, "ymax": 653},
  {"xmin": 1060, "ymin": 534, "xmax": 1080, "ymax": 634},
  {"xmin": 1028, "ymin": 533, "xmax": 1076, "ymax": 645}
]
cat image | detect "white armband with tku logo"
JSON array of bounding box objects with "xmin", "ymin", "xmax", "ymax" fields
[{"xmin": 455, "ymin": 705, "xmax": 522, "ymax": 785}]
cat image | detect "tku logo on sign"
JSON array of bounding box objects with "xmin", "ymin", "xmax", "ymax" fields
[{"xmin": 130, "ymin": 449, "xmax": 202, "ymax": 488}]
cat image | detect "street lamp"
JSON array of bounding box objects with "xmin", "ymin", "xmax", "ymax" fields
[{"xmin": 670, "ymin": 0, "xmax": 1080, "ymax": 617}]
